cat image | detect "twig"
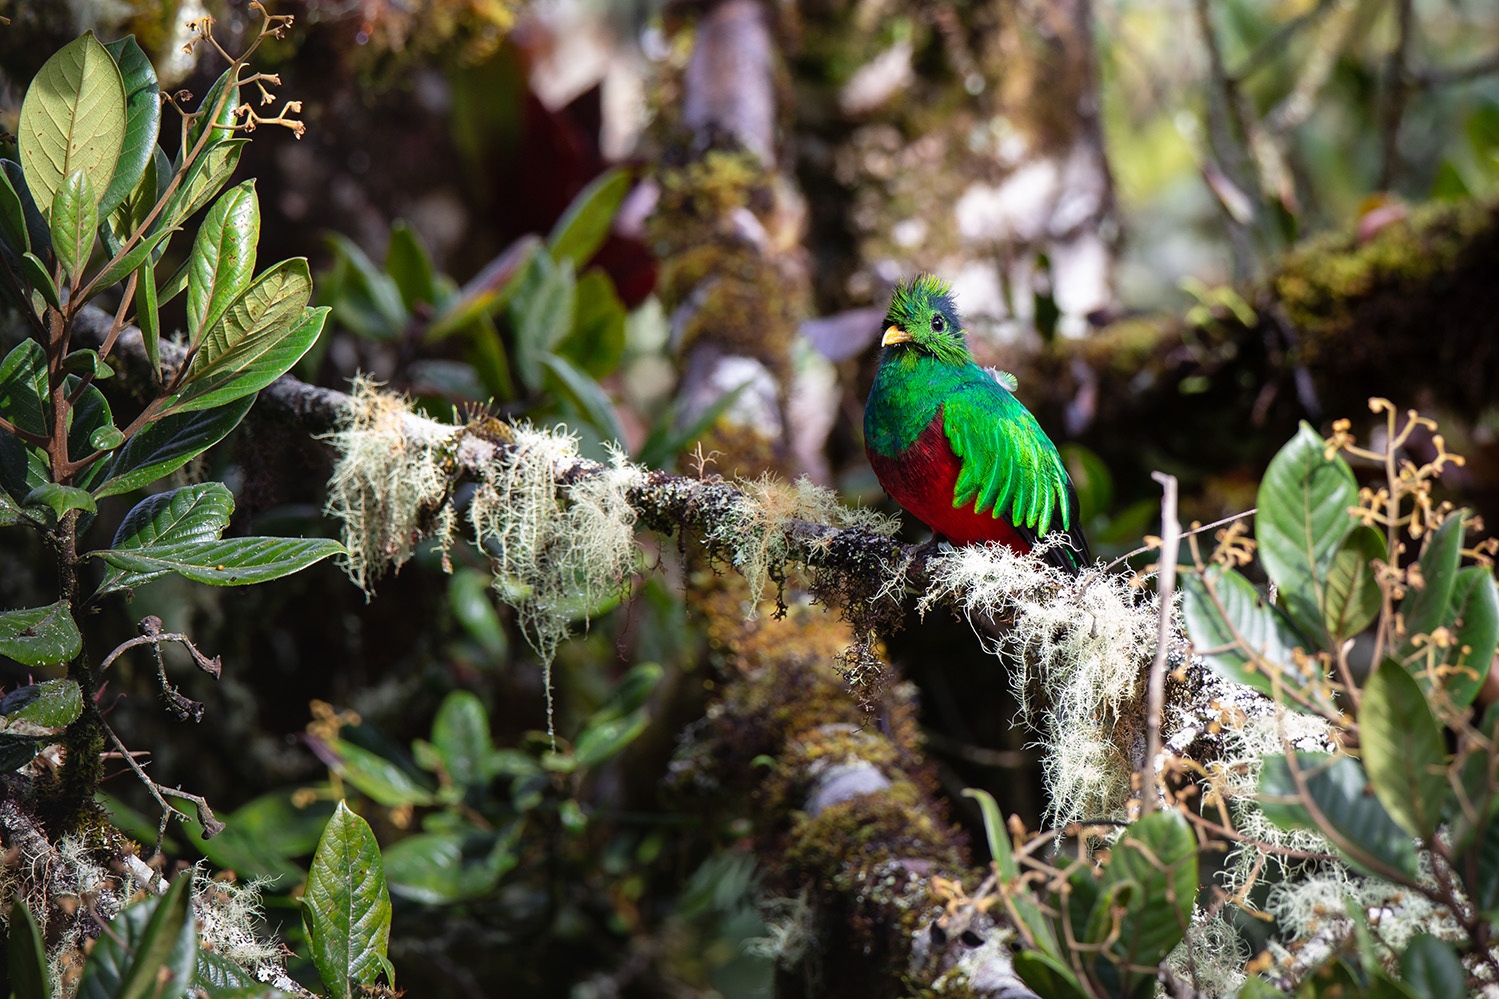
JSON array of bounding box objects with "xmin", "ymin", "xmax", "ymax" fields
[
  {"xmin": 1141, "ymin": 472, "xmax": 1180, "ymax": 816},
  {"xmin": 1105, "ymin": 508, "xmax": 1255, "ymax": 572}
]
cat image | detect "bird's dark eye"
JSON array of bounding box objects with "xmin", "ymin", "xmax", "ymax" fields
[{"xmin": 931, "ymin": 314, "xmax": 946, "ymax": 333}]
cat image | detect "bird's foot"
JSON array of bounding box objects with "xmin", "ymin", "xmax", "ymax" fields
[{"xmin": 907, "ymin": 534, "xmax": 953, "ymax": 570}]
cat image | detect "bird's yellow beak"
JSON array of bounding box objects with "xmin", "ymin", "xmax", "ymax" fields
[{"xmin": 882, "ymin": 325, "xmax": 912, "ymax": 346}]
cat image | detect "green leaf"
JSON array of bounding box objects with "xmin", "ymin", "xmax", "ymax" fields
[
  {"xmin": 635, "ymin": 379, "xmax": 753, "ymax": 469},
  {"xmin": 50, "ymin": 169, "xmax": 96, "ymax": 284},
  {"xmin": 1095, "ymin": 810, "xmax": 1196, "ymax": 980},
  {"xmin": 386, "ymin": 221, "xmax": 436, "ymax": 311},
  {"xmin": 960, "ymin": 788, "xmax": 1061, "ymax": 957},
  {"xmin": 324, "ymin": 737, "xmax": 436, "ymax": 807},
  {"xmin": 170, "ymin": 305, "xmax": 327, "ymax": 415},
  {"xmin": 1441, "ymin": 566, "xmax": 1499, "ymax": 707},
  {"xmin": 136, "ymin": 254, "xmax": 160, "ymax": 375},
  {"xmin": 1012, "ymin": 950, "xmax": 1090, "ymax": 999},
  {"xmin": 24, "ymin": 482, "xmax": 97, "ymax": 520},
  {"xmin": 1361, "ymin": 659, "xmax": 1448, "ymax": 839},
  {"xmin": 541, "ymin": 352, "xmax": 624, "ymax": 446},
  {"xmin": 510, "ymin": 253, "xmax": 575, "ymax": 387},
  {"xmin": 6, "ymin": 896, "xmax": 50, "ymax": 999},
  {"xmin": 182, "ymin": 790, "xmax": 337, "ymax": 884},
  {"xmin": 17, "ymin": 31, "xmax": 126, "ymax": 222},
  {"xmin": 86, "ymin": 215, "xmax": 176, "ymax": 294},
  {"xmin": 0, "ymin": 604, "xmax": 81, "ymax": 668},
  {"xmin": 1259, "ymin": 752, "xmax": 1418, "ymax": 879},
  {"xmin": 99, "ymin": 36, "xmax": 160, "ymax": 218},
  {"xmin": 0, "ymin": 162, "xmax": 31, "ymax": 254},
  {"xmin": 0, "ymin": 339, "xmax": 49, "ymax": 437},
  {"xmin": 67, "ymin": 381, "xmax": 117, "ymax": 480},
  {"xmin": 573, "ymin": 663, "xmax": 662, "ymax": 769},
  {"xmin": 113, "ymin": 482, "xmax": 235, "ymax": 549},
  {"xmin": 383, "ymin": 828, "xmax": 517, "ymax": 905},
  {"xmin": 303, "ymin": 801, "xmax": 393, "ymax": 999},
  {"xmin": 1399, "ymin": 934, "xmax": 1467, "ymax": 999},
  {"xmin": 1459, "ymin": 811, "xmax": 1499, "ymax": 919},
  {"xmin": 92, "ymin": 535, "xmax": 344, "ymax": 587},
  {"xmin": 448, "ymin": 568, "xmax": 507, "ymax": 657},
  {"xmin": 2, "ymin": 161, "xmax": 52, "ymax": 258},
  {"xmin": 161, "ymin": 138, "xmax": 247, "ymax": 232},
  {"xmin": 0, "ymin": 434, "xmax": 50, "ymax": 514},
  {"xmin": 1256, "ymin": 422, "xmax": 1358, "ymax": 646},
  {"xmin": 1182, "ymin": 566, "xmax": 1331, "ymax": 712},
  {"xmin": 77, "ymin": 872, "xmax": 196, "ymax": 999},
  {"xmin": 182, "ymin": 70, "xmax": 240, "ymax": 164},
  {"xmin": 557, "ymin": 270, "xmax": 627, "ymax": 378},
  {"xmin": 95, "ymin": 482, "xmax": 236, "ymax": 594},
  {"xmin": 21, "ymin": 251, "xmax": 60, "ymax": 309},
  {"xmin": 547, "ymin": 167, "xmax": 629, "ymax": 267},
  {"xmin": 91, "ymin": 394, "xmax": 253, "ymax": 498},
  {"xmin": 188, "ymin": 181, "xmax": 260, "ymax": 341},
  {"xmin": 426, "ymin": 235, "xmax": 540, "ymax": 341},
  {"xmin": 1, "ymin": 679, "xmax": 84, "ymax": 732},
  {"xmin": 319, "ymin": 233, "xmax": 406, "ymax": 340},
  {"xmin": 431, "ymin": 691, "xmax": 492, "ymax": 789},
  {"xmin": 1398, "ymin": 513, "xmax": 1465, "ymax": 661},
  {"xmin": 63, "ymin": 348, "xmax": 113, "ymax": 380}
]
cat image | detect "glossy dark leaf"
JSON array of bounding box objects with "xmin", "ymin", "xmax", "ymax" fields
[
  {"xmin": 21, "ymin": 251, "xmax": 60, "ymax": 308},
  {"xmin": 0, "ymin": 161, "xmax": 31, "ymax": 254},
  {"xmin": 184, "ymin": 70, "xmax": 241, "ymax": 157},
  {"xmin": 1181, "ymin": 566, "xmax": 1331, "ymax": 712},
  {"xmin": 91, "ymin": 394, "xmax": 253, "ymax": 498},
  {"xmin": 1012, "ymin": 950, "xmax": 1090, "ymax": 999},
  {"xmin": 0, "ymin": 678, "xmax": 83, "ymax": 730},
  {"xmin": 0, "ymin": 605, "xmax": 82, "ymax": 668},
  {"xmin": 1256, "ymin": 422, "xmax": 1358, "ymax": 646},
  {"xmin": 0, "ymin": 339, "xmax": 49, "ymax": 437},
  {"xmin": 95, "ymin": 482, "xmax": 236, "ymax": 594},
  {"xmin": 1361, "ymin": 659, "xmax": 1448, "ymax": 838},
  {"xmin": 161, "ymin": 137, "xmax": 246, "ymax": 232},
  {"xmin": 2, "ymin": 161, "xmax": 51, "ymax": 258},
  {"xmin": 1095, "ymin": 810, "xmax": 1196, "ymax": 980},
  {"xmin": 99, "ymin": 36, "xmax": 160, "ymax": 218},
  {"xmin": 17, "ymin": 32, "xmax": 125, "ymax": 220},
  {"xmin": 303, "ymin": 801, "xmax": 393, "ymax": 999},
  {"xmin": 1259, "ymin": 752, "xmax": 1418, "ymax": 879}
]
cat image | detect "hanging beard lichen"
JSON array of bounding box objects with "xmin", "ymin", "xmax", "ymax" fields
[
  {"xmin": 918, "ymin": 542, "xmax": 1159, "ymax": 825},
  {"xmin": 323, "ymin": 375, "xmax": 460, "ymax": 594},
  {"xmin": 468, "ymin": 426, "xmax": 641, "ymax": 731}
]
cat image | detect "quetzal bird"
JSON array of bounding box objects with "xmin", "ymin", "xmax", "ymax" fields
[{"xmin": 864, "ymin": 275, "xmax": 1091, "ymax": 575}]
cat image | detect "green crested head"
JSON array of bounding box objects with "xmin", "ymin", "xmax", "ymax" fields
[{"xmin": 880, "ymin": 274, "xmax": 973, "ymax": 367}]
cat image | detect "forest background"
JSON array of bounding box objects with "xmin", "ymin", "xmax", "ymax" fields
[{"xmin": 1, "ymin": 0, "xmax": 1498, "ymax": 996}]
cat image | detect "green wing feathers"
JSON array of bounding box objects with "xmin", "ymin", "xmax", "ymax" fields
[{"xmin": 945, "ymin": 389, "xmax": 1071, "ymax": 537}]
